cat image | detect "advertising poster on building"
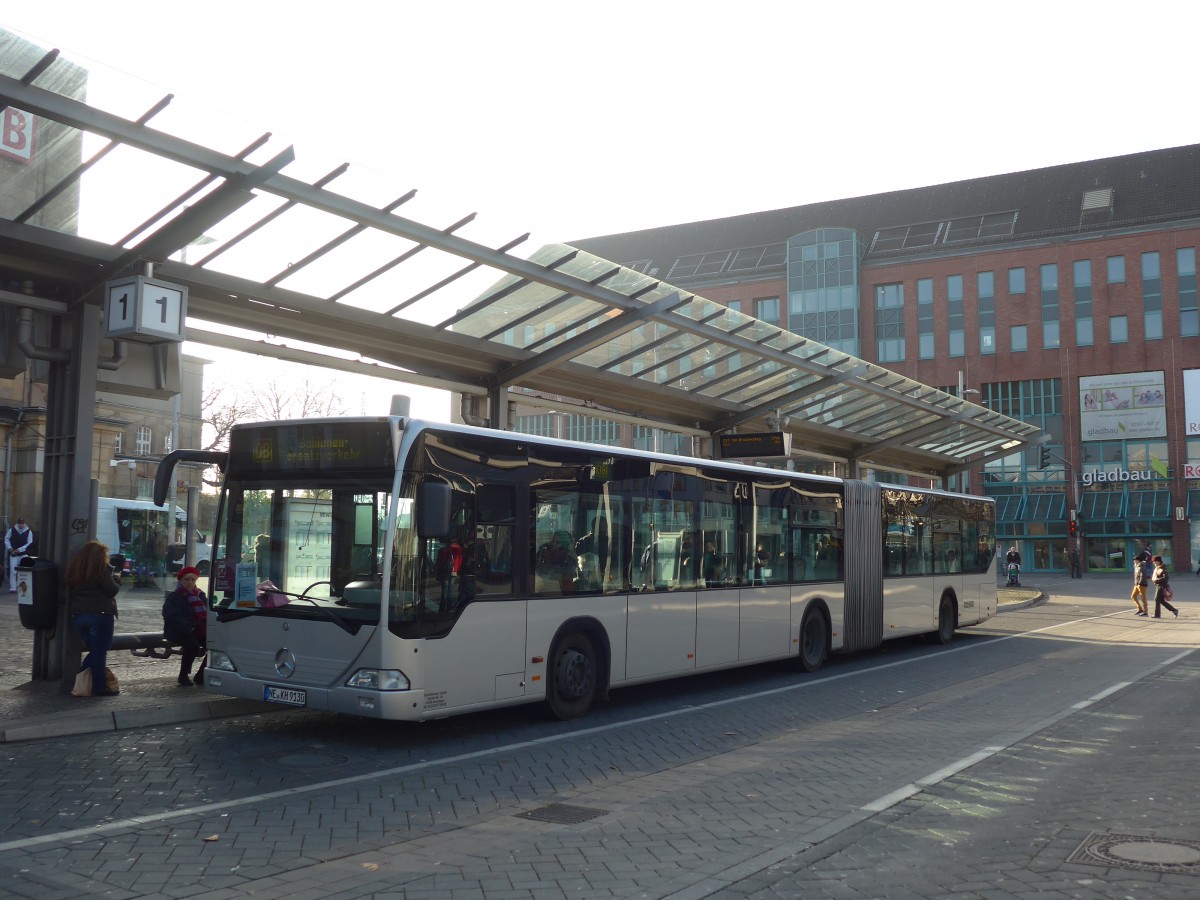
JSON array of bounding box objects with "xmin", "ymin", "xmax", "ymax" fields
[
  {"xmin": 1079, "ymin": 371, "xmax": 1166, "ymax": 442},
  {"xmin": 1185, "ymin": 369, "xmax": 1200, "ymax": 440}
]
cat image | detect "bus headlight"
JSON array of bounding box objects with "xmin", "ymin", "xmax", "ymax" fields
[
  {"xmin": 346, "ymin": 669, "xmax": 410, "ymax": 691},
  {"xmin": 208, "ymin": 650, "xmax": 236, "ymax": 672}
]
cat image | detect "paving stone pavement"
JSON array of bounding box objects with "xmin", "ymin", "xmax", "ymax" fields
[{"xmin": 0, "ymin": 572, "xmax": 1197, "ymax": 899}]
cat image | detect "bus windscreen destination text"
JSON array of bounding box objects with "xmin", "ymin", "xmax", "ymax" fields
[{"xmin": 230, "ymin": 421, "xmax": 395, "ymax": 473}]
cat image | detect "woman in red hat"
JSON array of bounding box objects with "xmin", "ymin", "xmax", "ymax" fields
[{"xmin": 162, "ymin": 566, "xmax": 208, "ymax": 685}]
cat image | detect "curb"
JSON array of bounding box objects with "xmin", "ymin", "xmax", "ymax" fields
[
  {"xmin": 997, "ymin": 592, "xmax": 1046, "ymax": 613},
  {"xmin": 0, "ymin": 697, "xmax": 277, "ymax": 744}
]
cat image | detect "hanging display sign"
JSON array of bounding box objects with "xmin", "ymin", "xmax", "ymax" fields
[
  {"xmin": 103, "ymin": 276, "xmax": 188, "ymax": 343},
  {"xmin": 718, "ymin": 432, "xmax": 791, "ymax": 458}
]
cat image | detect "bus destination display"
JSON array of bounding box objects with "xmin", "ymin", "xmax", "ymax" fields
[{"xmin": 231, "ymin": 421, "xmax": 395, "ymax": 472}]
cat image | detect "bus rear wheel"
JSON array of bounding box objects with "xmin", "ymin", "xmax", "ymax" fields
[
  {"xmin": 795, "ymin": 606, "xmax": 828, "ymax": 673},
  {"xmin": 545, "ymin": 631, "xmax": 597, "ymax": 720},
  {"xmin": 929, "ymin": 596, "xmax": 956, "ymax": 645}
]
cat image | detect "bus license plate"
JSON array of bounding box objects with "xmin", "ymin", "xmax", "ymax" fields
[{"xmin": 264, "ymin": 685, "xmax": 306, "ymax": 707}]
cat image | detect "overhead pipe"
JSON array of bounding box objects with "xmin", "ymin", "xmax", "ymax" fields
[
  {"xmin": 459, "ymin": 392, "xmax": 489, "ymax": 427},
  {"xmin": 16, "ymin": 307, "xmax": 127, "ymax": 370}
]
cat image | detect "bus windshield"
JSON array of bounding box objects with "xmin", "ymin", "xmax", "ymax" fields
[{"xmin": 212, "ymin": 476, "xmax": 394, "ymax": 622}]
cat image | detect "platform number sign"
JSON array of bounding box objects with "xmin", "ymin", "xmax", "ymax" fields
[{"xmin": 103, "ymin": 276, "xmax": 188, "ymax": 343}]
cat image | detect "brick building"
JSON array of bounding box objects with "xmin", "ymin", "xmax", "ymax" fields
[{"xmin": 570, "ymin": 144, "xmax": 1200, "ymax": 575}]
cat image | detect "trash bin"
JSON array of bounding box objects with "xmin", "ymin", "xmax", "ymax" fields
[{"xmin": 16, "ymin": 556, "xmax": 58, "ymax": 630}]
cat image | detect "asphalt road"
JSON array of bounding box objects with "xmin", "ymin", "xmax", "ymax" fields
[{"xmin": 0, "ymin": 574, "xmax": 1197, "ymax": 898}]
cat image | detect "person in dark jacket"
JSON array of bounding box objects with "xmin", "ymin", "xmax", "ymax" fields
[
  {"xmin": 1151, "ymin": 555, "xmax": 1179, "ymax": 619},
  {"xmin": 65, "ymin": 540, "xmax": 121, "ymax": 697},
  {"xmin": 163, "ymin": 566, "xmax": 208, "ymax": 686}
]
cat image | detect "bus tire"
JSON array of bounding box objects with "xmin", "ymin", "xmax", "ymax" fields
[
  {"xmin": 545, "ymin": 630, "xmax": 597, "ymax": 720},
  {"xmin": 795, "ymin": 605, "xmax": 829, "ymax": 673},
  {"xmin": 929, "ymin": 595, "xmax": 956, "ymax": 645}
]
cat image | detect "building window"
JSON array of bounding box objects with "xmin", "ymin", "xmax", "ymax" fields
[
  {"xmin": 754, "ymin": 296, "xmax": 780, "ymax": 325},
  {"xmin": 727, "ymin": 300, "xmax": 742, "ymax": 314},
  {"xmin": 1011, "ymin": 325, "xmax": 1028, "ymax": 352},
  {"xmin": 1178, "ymin": 248, "xmax": 1198, "ymax": 337},
  {"xmin": 1142, "ymin": 251, "xmax": 1162, "ymax": 340},
  {"xmin": 163, "ymin": 432, "xmax": 173, "ymax": 454},
  {"xmin": 1107, "ymin": 255, "xmax": 1125, "ymax": 284},
  {"xmin": 1073, "ymin": 259, "xmax": 1093, "ymax": 347},
  {"xmin": 1008, "ymin": 267, "xmax": 1025, "ymax": 294},
  {"xmin": 136, "ymin": 426, "xmax": 152, "ymax": 455},
  {"xmin": 1110, "ymin": 316, "xmax": 1129, "ymax": 343},
  {"xmin": 563, "ymin": 415, "xmax": 622, "ymax": 446},
  {"xmin": 1040, "ymin": 264, "xmax": 1059, "ymax": 349},
  {"xmin": 136, "ymin": 478, "xmax": 154, "ymax": 501},
  {"xmin": 113, "ymin": 433, "xmax": 123, "ymax": 455},
  {"xmin": 978, "ymin": 271, "xmax": 995, "ymax": 355},
  {"xmin": 917, "ymin": 278, "xmax": 934, "ymax": 359},
  {"xmin": 875, "ymin": 283, "xmax": 905, "ymax": 362},
  {"xmin": 947, "ymin": 275, "xmax": 964, "ymax": 358},
  {"xmin": 786, "ymin": 228, "xmax": 863, "ymax": 356}
]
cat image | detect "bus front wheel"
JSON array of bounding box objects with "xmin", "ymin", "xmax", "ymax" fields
[
  {"xmin": 795, "ymin": 606, "xmax": 828, "ymax": 672},
  {"xmin": 546, "ymin": 631, "xmax": 597, "ymax": 720}
]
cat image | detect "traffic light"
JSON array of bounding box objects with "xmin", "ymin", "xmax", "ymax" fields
[
  {"xmin": 1039, "ymin": 446, "xmax": 1051, "ymax": 469},
  {"xmin": 1068, "ymin": 509, "xmax": 1077, "ymax": 537}
]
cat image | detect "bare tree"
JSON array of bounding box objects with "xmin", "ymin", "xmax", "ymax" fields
[
  {"xmin": 200, "ymin": 373, "xmax": 348, "ymax": 487},
  {"xmin": 201, "ymin": 383, "xmax": 258, "ymax": 453},
  {"xmin": 254, "ymin": 377, "xmax": 348, "ymax": 421}
]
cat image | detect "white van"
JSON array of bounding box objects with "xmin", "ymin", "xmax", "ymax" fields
[{"xmin": 95, "ymin": 497, "xmax": 210, "ymax": 575}]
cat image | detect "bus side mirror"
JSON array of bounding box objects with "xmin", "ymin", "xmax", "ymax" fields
[{"xmin": 417, "ymin": 483, "xmax": 452, "ymax": 539}]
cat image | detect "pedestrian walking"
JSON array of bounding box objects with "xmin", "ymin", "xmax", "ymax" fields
[
  {"xmin": 65, "ymin": 540, "xmax": 122, "ymax": 697},
  {"xmin": 1130, "ymin": 554, "xmax": 1149, "ymax": 616},
  {"xmin": 163, "ymin": 566, "xmax": 208, "ymax": 685},
  {"xmin": 1150, "ymin": 555, "xmax": 1178, "ymax": 619},
  {"xmin": 1069, "ymin": 547, "xmax": 1081, "ymax": 578},
  {"xmin": 5, "ymin": 516, "xmax": 34, "ymax": 593}
]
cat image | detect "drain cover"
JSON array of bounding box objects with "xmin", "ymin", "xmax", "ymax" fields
[
  {"xmin": 265, "ymin": 750, "xmax": 350, "ymax": 769},
  {"xmin": 515, "ymin": 803, "xmax": 607, "ymax": 824},
  {"xmin": 1069, "ymin": 831, "xmax": 1200, "ymax": 874}
]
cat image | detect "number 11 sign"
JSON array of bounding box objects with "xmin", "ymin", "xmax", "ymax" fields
[{"xmin": 103, "ymin": 276, "xmax": 188, "ymax": 343}]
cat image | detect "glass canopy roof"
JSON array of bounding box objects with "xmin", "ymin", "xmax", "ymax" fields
[{"xmin": 0, "ymin": 29, "xmax": 1040, "ymax": 478}]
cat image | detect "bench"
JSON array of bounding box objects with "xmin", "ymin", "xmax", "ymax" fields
[{"xmin": 109, "ymin": 632, "xmax": 180, "ymax": 659}]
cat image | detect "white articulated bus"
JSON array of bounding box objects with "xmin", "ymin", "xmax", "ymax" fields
[{"xmin": 158, "ymin": 407, "xmax": 995, "ymax": 722}]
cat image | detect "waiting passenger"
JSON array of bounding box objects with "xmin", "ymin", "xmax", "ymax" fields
[
  {"xmin": 702, "ymin": 541, "xmax": 724, "ymax": 587},
  {"xmin": 537, "ymin": 531, "xmax": 575, "ymax": 592}
]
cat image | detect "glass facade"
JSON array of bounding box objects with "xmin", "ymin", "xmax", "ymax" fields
[
  {"xmin": 982, "ymin": 379, "xmax": 1067, "ymax": 572},
  {"xmin": 786, "ymin": 228, "xmax": 865, "ymax": 356}
]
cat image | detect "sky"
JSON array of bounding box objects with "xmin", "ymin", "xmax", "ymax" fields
[{"xmin": 4, "ymin": 0, "xmax": 1199, "ymax": 419}]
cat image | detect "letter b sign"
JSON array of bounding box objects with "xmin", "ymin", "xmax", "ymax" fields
[{"xmin": 1, "ymin": 108, "xmax": 33, "ymax": 162}]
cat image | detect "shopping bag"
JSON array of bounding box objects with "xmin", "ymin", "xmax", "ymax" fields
[
  {"xmin": 256, "ymin": 580, "xmax": 290, "ymax": 608},
  {"xmin": 71, "ymin": 669, "xmax": 92, "ymax": 697},
  {"xmin": 105, "ymin": 668, "xmax": 119, "ymax": 692}
]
